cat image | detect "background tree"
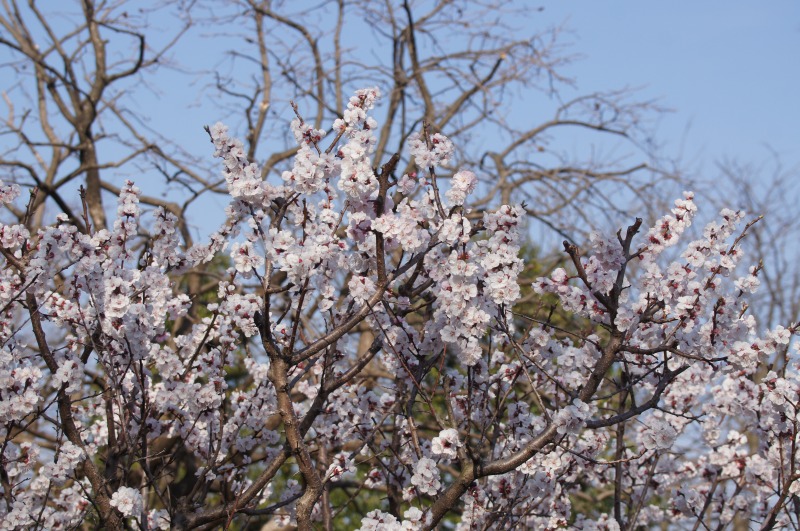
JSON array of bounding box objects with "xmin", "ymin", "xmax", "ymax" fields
[
  {"xmin": 1, "ymin": 0, "xmax": 671, "ymax": 243},
  {"xmin": 0, "ymin": 1, "xmax": 194, "ymax": 231}
]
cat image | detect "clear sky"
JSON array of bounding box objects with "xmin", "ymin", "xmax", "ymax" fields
[
  {"xmin": 540, "ymin": 1, "xmax": 799, "ymax": 174},
  {"xmin": 150, "ymin": 2, "xmax": 800, "ymax": 164},
  {"xmin": 115, "ymin": 1, "xmax": 800, "ymax": 188}
]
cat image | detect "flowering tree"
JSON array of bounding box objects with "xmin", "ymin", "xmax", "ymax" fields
[{"xmin": 0, "ymin": 89, "xmax": 798, "ymax": 531}]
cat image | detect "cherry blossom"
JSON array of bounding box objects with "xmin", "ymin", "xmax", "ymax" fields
[
  {"xmin": 408, "ymin": 131, "xmax": 454, "ymax": 168},
  {"xmin": 410, "ymin": 457, "xmax": 441, "ymax": 496},
  {"xmin": 431, "ymin": 428, "xmax": 460, "ymax": 459},
  {"xmin": 109, "ymin": 486, "xmax": 143, "ymax": 518}
]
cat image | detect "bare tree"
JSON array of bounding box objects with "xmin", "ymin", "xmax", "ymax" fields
[
  {"xmin": 0, "ymin": 0, "xmax": 676, "ymax": 246},
  {"xmin": 202, "ymin": 0, "xmax": 671, "ymax": 242},
  {"xmin": 0, "ymin": 1, "xmax": 201, "ymax": 232}
]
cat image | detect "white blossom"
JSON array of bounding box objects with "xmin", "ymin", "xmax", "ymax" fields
[
  {"xmin": 431, "ymin": 428, "xmax": 460, "ymax": 458},
  {"xmin": 110, "ymin": 486, "xmax": 143, "ymax": 518},
  {"xmin": 411, "ymin": 457, "xmax": 441, "ymax": 496}
]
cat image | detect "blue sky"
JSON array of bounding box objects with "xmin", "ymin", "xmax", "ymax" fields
[
  {"xmin": 541, "ymin": 1, "xmax": 799, "ymax": 173},
  {"xmin": 152, "ymin": 2, "xmax": 800, "ymax": 167}
]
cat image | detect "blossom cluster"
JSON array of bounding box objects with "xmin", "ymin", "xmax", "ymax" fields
[{"xmin": 408, "ymin": 131, "xmax": 454, "ymax": 168}]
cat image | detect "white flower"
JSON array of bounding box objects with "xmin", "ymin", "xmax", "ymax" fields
[
  {"xmin": 445, "ymin": 170, "xmax": 477, "ymax": 205},
  {"xmin": 230, "ymin": 241, "xmax": 264, "ymax": 275},
  {"xmin": 41, "ymin": 441, "xmax": 85, "ymax": 485},
  {"xmin": 326, "ymin": 452, "xmax": 355, "ymax": 482},
  {"xmin": 401, "ymin": 507, "xmax": 427, "ymax": 530},
  {"xmin": 349, "ymin": 275, "xmax": 376, "ymax": 303},
  {"xmin": 410, "ymin": 457, "xmax": 441, "ymax": 495},
  {"xmin": 110, "ymin": 486, "xmax": 143, "ymax": 517},
  {"xmin": 148, "ymin": 509, "xmax": 171, "ymax": 530},
  {"xmin": 554, "ymin": 399, "xmax": 592, "ymax": 434},
  {"xmin": 431, "ymin": 428, "xmax": 460, "ymax": 459},
  {"xmin": 358, "ymin": 510, "xmax": 401, "ymax": 530},
  {"xmin": 398, "ymin": 173, "xmax": 418, "ymax": 195},
  {"xmin": 640, "ymin": 418, "xmax": 679, "ymax": 451},
  {"xmin": 408, "ymin": 131, "xmax": 454, "ymax": 168}
]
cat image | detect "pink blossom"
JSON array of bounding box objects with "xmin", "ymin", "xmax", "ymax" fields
[
  {"xmin": 431, "ymin": 428, "xmax": 460, "ymax": 458},
  {"xmin": 110, "ymin": 486, "xmax": 143, "ymax": 518},
  {"xmin": 411, "ymin": 457, "xmax": 441, "ymax": 496}
]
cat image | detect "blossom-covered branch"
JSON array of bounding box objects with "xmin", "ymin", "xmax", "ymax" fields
[{"xmin": 0, "ymin": 89, "xmax": 796, "ymax": 531}]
